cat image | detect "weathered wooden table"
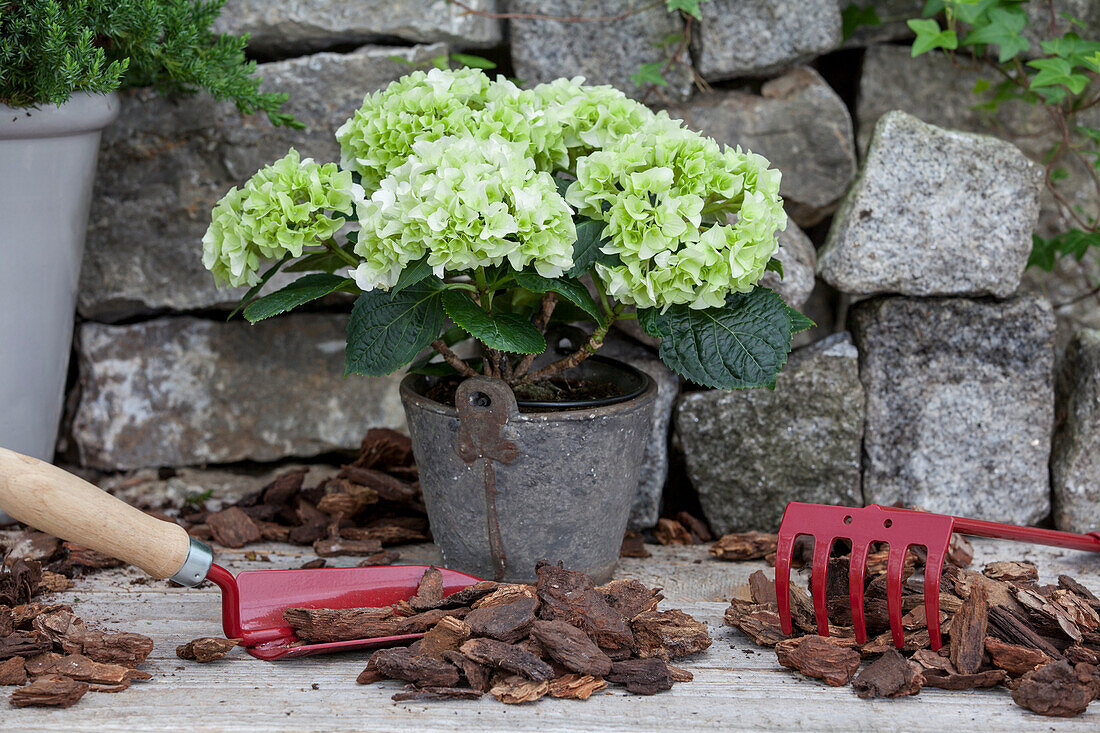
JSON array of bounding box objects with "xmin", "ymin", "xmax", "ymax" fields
[{"xmin": 3, "ymin": 538, "xmax": 1098, "ymax": 732}]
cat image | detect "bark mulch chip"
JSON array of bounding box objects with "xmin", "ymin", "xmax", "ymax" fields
[{"xmin": 719, "ymin": 525, "xmax": 1100, "ymax": 717}]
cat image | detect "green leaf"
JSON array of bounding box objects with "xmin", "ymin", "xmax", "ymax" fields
[
  {"xmin": 787, "ymin": 307, "xmax": 816, "ymax": 335},
  {"xmin": 392, "ymin": 257, "xmax": 435, "ymax": 295},
  {"xmin": 567, "ymin": 219, "xmax": 618, "ymax": 277},
  {"xmin": 227, "ymin": 254, "xmax": 290, "ymax": 321},
  {"xmin": 765, "ymin": 258, "xmax": 784, "ymax": 278},
  {"xmin": 841, "ymin": 4, "xmax": 881, "ymax": 41},
  {"xmin": 244, "ymin": 274, "xmax": 352, "ymax": 323},
  {"xmin": 440, "ymin": 290, "xmax": 546, "ymax": 354},
  {"xmin": 666, "ymin": 0, "xmax": 704, "ymax": 19},
  {"xmin": 960, "ymin": 7, "xmax": 1029, "ymax": 62},
  {"xmin": 1028, "ymin": 229, "xmax": 1100, "ymax": 270},
  {"xmin": 284, "ymin": 249, "xmax": 353, "ymax": 273},
  {"xmin": 1027, "ymin": 58, "xmax": 1089, "ymax": 95},
  {"xmin": 950, "ymin": 0, "xmax": 997, "ymax": 25},
  {"xmin": 908, "ymin": 19, "xmax": 958, "ymax": 56},
  {"xmin": 629, "ymin": 62, "xmax": 668, "ymax": 87},
  {"xmin": 513, "ymin": 270, "xmax": 606, "ymax": 324},
  {"xmin": 449, "ymin": 53, "xmax": 497, "ymax": 70},
  {"xmin": 638, "ymin": 288, "xmax": 795, "ymax": 389},
  {"xmin": 345, "ymin": 281, "xmax": 445, "ymax": 376}
]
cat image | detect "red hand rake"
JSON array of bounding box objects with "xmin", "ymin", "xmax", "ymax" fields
[{"xmin": 775, "ymin": 502, "xmax": 1100, "ymax": 651}]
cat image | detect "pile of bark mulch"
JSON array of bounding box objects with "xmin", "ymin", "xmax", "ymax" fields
[
  {"xmin": 285, "ymin": 561, "xmax": 712, "ymax": 703},
  {"xmin": 0, "ymin": 598, "xmax": 154, "ymax": 708},
  {"xmin": 2, "ymin": 529, "xmax": 121, "ymax": 591},
  {"xmin": 178, "ymin": 429, "xmax": 429, "ymax": 565},
  {"xmin": 715, "ymin": 530, "xmax": 1100, "ymax": 718},
  {"xmin": 620, "ymin": 511, "xmax": 714, "ymax": 559}
]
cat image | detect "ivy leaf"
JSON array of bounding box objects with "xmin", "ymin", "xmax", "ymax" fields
[
  {"xmin": 345, "ymin": 281, "xmax": 445, "ymax": 376},
  {"xmin": 449, "ymin": 53, "xmax": 496, "ymax": 69},
  {"xmin": 629, "ymin": 62, "xmax": 668, "ymax": 87},
  {"xmin": 841, "ymin": 4, "xmax": 881, "ymax": 41},
  {"xmin": 638, "ymin": 288, "xmax": 795, "ymax": 389},
  {"xmin": 440, "ymin": 290, "xmax": 546, "ymax": 354},
  {"xmin": 227, "ymin": 253, "xmax": 290, "ymax": 321},
  {"xmin": 666, "ymin": 0, "xmax": 704, "ymax": 19},
  {"xmin": 961, "ymin": 7, "xmax": 1029, "ymax": 62},
  {"xmin": 244, "ymin": 273, "xmax": 352, "ymax": 323},
  {"xmin": 1027, "ymin": 58, "xmax": 1089, "ymax": 95},
  {"xmin": 1029, "ymin": 229, "xmax": 1100, "ymax": 270},
  {"xmin": 391, "ymin": 257, "xmax": 434, "ymax": 295},
  {"xmin": 567, "ymin": 219, "xmax": 618, "ymax": 276},
  {"xmin": 907, "ymin": 19, "xmax": 958, "ymax": 56},
  {"xmin": 513, "ymin": 270, "xmax": 606, "ymax": 324}
]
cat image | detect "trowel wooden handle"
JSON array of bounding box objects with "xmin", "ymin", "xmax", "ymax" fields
[{"xmin": 0, "ymin": 448, "xmax": 192, "ymax": 579}]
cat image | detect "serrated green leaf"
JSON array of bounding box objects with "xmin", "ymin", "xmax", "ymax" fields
[
  {"xmin": 642, "ymin": 288, "xmax": 795, "ymax": 389},
  {"xmin": 787, "ymin": 307, "xmax": 816, "ymax": 335},
  {"xmin": 391, "ymin": 257, "xmax": 435, "ymax": 295},
  {"xmin": 450, "ymin": 53, "xmax": 497, "ymax": 69},
  {"xmin": 227, "ymin": 253, "xmax": 290, "ymax": 320},
  {"xmin": 567, "ymin": 219, "xmax": 618, "ymax": 277},
  {"xmin": 908, "ymin": 19, "xmax": 958, "ymax": 56},
  {"xmin": 841, "ymin": 4, "xmax": 881, "ymax": 41},
  {"xmin": 345, "ymin": 281, "xmax": 445, "ymax": 376},
  {"xmin": 765, "ymin": 258, "xmax": 784, "ymax": 278},
  {"xmin": 513, "ymin": 270, "xmax": 605, "ymax": 324},
  {"xmin": 441, "ymin": 290, "xmax": 546, "ymax": 354},
  {"xmin": 629, "ymin": 62, "xmax": 668, "ymax": 87},
  {"xmin": 244, "ymin": 273, "xmax": 352, "ymax": 323},
  {"xmin": 284, "ymin": 249, "xmax": 353, "ymax": 273}
]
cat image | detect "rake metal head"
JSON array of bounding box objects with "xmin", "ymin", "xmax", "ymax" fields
[{"xmin": 775, "ymin": 502, "xmax": 954, "ymax": 650}]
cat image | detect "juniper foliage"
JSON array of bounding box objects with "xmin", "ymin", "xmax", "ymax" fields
[{"xmin": 0, "ymin": 0, "xmax": 299, "ymax": 127}]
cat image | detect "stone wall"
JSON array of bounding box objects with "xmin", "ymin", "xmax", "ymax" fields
[{"xmin": 63, "ymin": 1, "xmax": 1100, "ymax": 534}]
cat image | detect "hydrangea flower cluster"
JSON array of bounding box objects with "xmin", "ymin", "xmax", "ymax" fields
[
  {"xmin": 202, "ymin": 149, "xmax": 360, "ymax": 287},
  {"xmin": 351, "ymin": 135, "xmax": 576, "ymax": 291},
  {"xmin": 567, "ymin": 126, "xmax": 786, "ymax": 310}
]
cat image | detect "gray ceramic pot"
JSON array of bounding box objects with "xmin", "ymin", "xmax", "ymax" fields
[
  {"xmin": 0, "ymin": 93, "xmax": 119, "ymax": 464},
  {"xmin": 401, "ymin": 358, "xmax": 657, "ymax": 583}
]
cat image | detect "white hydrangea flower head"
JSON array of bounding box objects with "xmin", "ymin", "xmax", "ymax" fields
[
  {"xmin": 202, "ymin": 148, "xmax": 361, "ymax": 287},
  {"xmin": 351, "ymin": 134, "xmax": 576, "ymax": 291},
  {"xmin": 566, "ymin": 127, "xmax": 786, "ymax": 310}
]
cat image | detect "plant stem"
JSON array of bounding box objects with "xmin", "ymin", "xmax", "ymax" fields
[
  {"xmin": 517, "ymin": 304, "xmax": 623, "ymax": 384},
  {"xmin": 431, "ymin": 339, "xmax": 478, "ymax": 377},
  {"xmin": 512, "ymin": 292, "xmax": 559, "ymax": 379},
  {"xmin": 324, "ymin": 238, "xmax": 360, "ymax": 268}
]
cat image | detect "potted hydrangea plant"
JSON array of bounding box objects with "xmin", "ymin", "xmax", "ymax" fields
[{"xmin": 202, "ymin": 68, "xmax": 807, "ymax": 582}]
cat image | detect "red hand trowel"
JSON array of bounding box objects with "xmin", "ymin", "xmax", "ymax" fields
[{"xmin": 0, "ymin": 447, "xmax": 482, "ymax": 660}]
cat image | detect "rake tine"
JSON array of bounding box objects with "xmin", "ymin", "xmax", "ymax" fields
[
  {"xmin": 810, "ymin": 536, "xmax": 833, "ymax": 638},
  {"xmin": 886, "ymin": 543, "xmax": 908, "ymax": 648},
  {"xmin": 775, "ymin": 530, "xmax": 797, "ymax": 636},
  {"xmin": 921, "ymin": 534, "xmax": 951, "ymax": 652},
  {"xmin": 847, "ymin": 540, "xmax": 871, "ymax": 644}
]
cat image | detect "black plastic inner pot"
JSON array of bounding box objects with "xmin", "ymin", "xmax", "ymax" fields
[{"xmin": 410, "ymin": 355, "xmax": 650, "ymax": 411}]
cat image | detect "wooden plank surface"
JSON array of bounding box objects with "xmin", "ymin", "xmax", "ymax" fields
[{"xmin": 2, "ymin": 537, "xmax": 1098, "ymax": 732}]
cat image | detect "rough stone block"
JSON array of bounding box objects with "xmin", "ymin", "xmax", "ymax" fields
[
  {"xmin": 851, "ymin": 295, "xmax": 1055, "ymax": 524},
  {"xmin": 676, "ymin": 333, "xmax": 865, "ymax": 534},
  {"xmin": 1052, "ymin": 328, "xmax": 1100, "ymax": 533},
  {"xmin": 71, "ymin": 315, "xmax": 405, "ymax": 470},
  {"xmin": 692, "ymin": 0, "xmax": 841, "ymax": 81},
  {"xmin": 665, "ymin": 67, "xmax": 855, "ymax": 226},
  {"xmin": 214, "ymin": 0, "xmax": 502, "ymax": 54},
  {"xmin": 819, "ymin": 111, "xmax": 1041, "ymax": 299},
  {"xmin": 508, "ymin": 0, "xmax": 692, "ymax": 102},
  {"xmin": 80, "ymin": 43, "xmax": 443, "ymax": 321}
]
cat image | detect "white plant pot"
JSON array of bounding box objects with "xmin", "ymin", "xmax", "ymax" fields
[{"xmin": 0, "ymin": 92, "xmax": 119, "ymax": 465}]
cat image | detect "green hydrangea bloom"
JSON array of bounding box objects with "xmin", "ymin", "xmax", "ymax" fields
[
  {"xmin": 202, "ymin": 149, "xmax": 360, "ymax": 287},
  {"xmin": 532, "ymin": 77, "xmax": 683, "ymax": 158},
  {"xmin": 351, "ymin": 134, "xmax": 576, "ymax": 290},
  {"xmin": 566, "ymin": 127, "xmax": 786, "ymax": 310}
]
